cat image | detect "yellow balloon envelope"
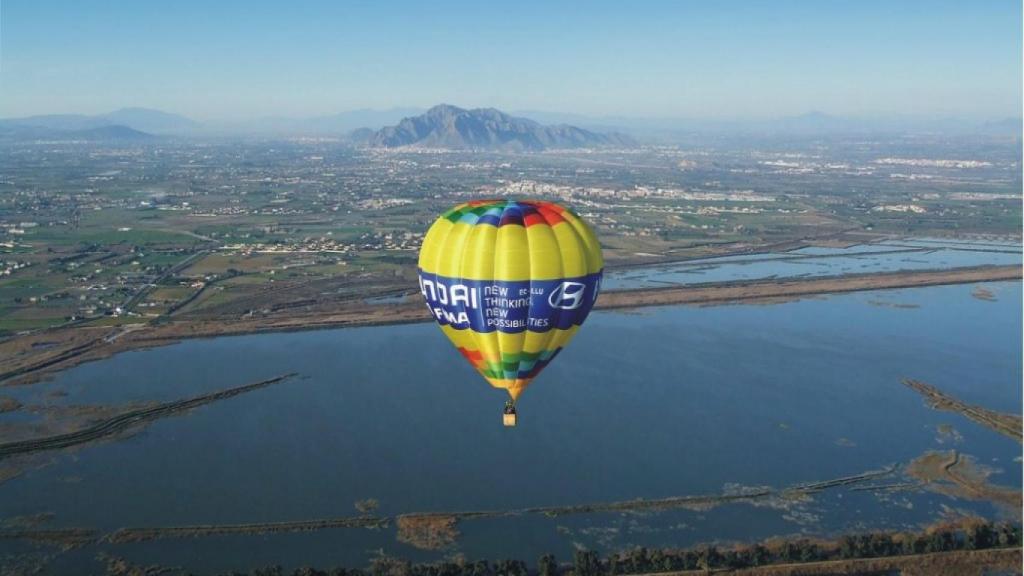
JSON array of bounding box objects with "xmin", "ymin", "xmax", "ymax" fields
[{"xmin": 418, "ymin": 199, "xmax": 603, "ymax": 411}]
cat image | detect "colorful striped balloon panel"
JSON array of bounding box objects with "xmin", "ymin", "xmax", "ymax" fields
[{"xmin": 418, "ymin": 199, "xmax": 603, "ymax": 400}]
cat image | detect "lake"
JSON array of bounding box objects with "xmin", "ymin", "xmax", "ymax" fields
[{"xmin": 0, "ymin": 268, "xmax": 1020, "ymax": 573}]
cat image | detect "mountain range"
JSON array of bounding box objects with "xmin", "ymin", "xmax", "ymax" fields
[
  {"xmin": 360, "ymin": 104, "xmax": 634, "ymax": 150},
  {"xmin": 0, "ymin": 122, "xmax": 155, "ymax": 142},
  {"xmin": 0, "ymin": 106, "xmax": 1019, "ymax": 142},
  {"xmin": 0, "ymin": 107, "xmax": 196, "ymax": 135}
]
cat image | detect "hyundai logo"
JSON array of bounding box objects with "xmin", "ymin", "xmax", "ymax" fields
[{"xmin": 548, "ymin": 281, "xmax": 586, "ymax": 310}]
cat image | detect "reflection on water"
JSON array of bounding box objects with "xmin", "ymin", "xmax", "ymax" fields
[{"xmin": 0, "ymin": 278, "xmax": 1020, "ymax": 574}]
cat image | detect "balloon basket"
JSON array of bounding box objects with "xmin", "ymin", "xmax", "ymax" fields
[{"xmin": 503, "ymin": 412, "xmax": 518, "ymax": 427}]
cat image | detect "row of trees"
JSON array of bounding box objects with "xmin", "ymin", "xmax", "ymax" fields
[
  {"xmin": 582, "ymin": 520, "xmax": 1022, "ymax": 574},
  {"xmin": 227, "ymin": 519, "xmax": 1021, "ymax": 576}
]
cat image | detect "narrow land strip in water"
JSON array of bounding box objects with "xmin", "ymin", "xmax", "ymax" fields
[
  {"xmin": 88, "ymin": 465, "xmax": 899, "ymax": 545},
  {"xmin": 596, "ymin": 265, "xmax": 1021, "ymax": 310},
  {"xmin": 902, "ymin": 379, "xmax": 1022, "ymax": 443},
  {"xmin": 0, "ymin": 373, "xmax": 298, "ymax": 459}
]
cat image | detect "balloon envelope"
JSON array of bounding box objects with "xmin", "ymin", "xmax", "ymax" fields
[{"xmin": 418, "ymin": 199, "xmax": 603, "ymax": 401}]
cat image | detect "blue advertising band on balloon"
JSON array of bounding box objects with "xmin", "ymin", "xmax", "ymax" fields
[{"xmin": 418, "ymin": 270, "xmax": 602, "ymax": 334}]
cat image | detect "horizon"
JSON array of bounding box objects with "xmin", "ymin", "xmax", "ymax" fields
[
  {"xmin": 1, "ymin": 1, "xmax": 1021, "ymax": 121},
  {"xmin": 3, "ymin": 103, "xmax": 1022, "ymax": 125},
  {"xmin": 4, "ymin": 102, "xmax": 1019, "ymax": 121}
]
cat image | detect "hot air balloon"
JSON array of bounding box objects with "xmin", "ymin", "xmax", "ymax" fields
[{"xmin": 418, "ymin": 199, "xmax": 603, "ymax": 426}]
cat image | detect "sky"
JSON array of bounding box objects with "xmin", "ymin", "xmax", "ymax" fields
[{"xmin": 0, "ymin": 0, "xmax": 1021, "ymax": 121}]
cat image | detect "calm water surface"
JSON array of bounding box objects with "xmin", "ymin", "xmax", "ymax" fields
[
  {"xmin": 603, "ymin": 237, "xmax": 1022, "ymax": 289},
  {"xmin": 0, "ymin": 278, "xmax": 1020, "ymax": 574}
]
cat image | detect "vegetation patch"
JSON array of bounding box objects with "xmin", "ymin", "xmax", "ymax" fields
[
  {"xmin": 395, "ymin": 514, "xmax": 460, "ymax": 550},
  {"xmin": 907, "ymin": 450, "xmax": 1022, "ymax": 516}
]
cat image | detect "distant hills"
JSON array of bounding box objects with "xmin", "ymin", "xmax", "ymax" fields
[
  {"xmin": 99, "ymin": 108, "xmax": 198, "ymax": 133},
  {"xmin": 0, "ymin": 107, "xmax": 425, "ymax": 139},
  {"xmin": 0, "ymin": 122, "xmax": 155, "ymax": 142},
  {"xmin": 0, "ymin": 105, "xmax": 1019, "ymax": 143},
  {"xmin": 66, "ymin": 125, "xmax": 155, "ymax": 140},
  {"xmin": 513, "ymin": 110, "xmax": 1024, "ymax": 140},
  {"xmin": 0, "ymin": 107, "xmax": 195, "ymax": 135},
  {"xmin": 360, "ymin": 104, "xmax": 634, "ymax": 151}
]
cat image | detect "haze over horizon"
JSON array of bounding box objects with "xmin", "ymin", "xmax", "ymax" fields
[{"xmin": 1, "ymin": 0, "xmax": 1021, "ymax": 122}]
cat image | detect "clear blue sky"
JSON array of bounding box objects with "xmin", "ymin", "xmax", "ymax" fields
[{"xmin": 1, "ymin": 0, "xmax": 1020, "ymax": 120}]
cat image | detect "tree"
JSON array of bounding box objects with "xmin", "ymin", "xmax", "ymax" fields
[
  {"xmin": 659, "ymin": 552, "xmax": 678, "ymax": 572},
  {"xmin": 750, "ymin": 544, "xmax": 769, "ymax": 567},
  {"xmin": 699, "ymin": 546, "xmax": 721, "ymax": 570},
  {"xmin": 648, "ymin": 550, "xmax": 663, "ymax": 571},
  {"xmin": 868, "ymin": 534, "xmax": 895, "ymax": 557},
  {"xmin": 997, "ymin": 522, "xmax": 1021, "ymax": 546},
  {"xmin": 469, "ymin": 561, "xmax": 491, "ymax": 576},
  {"xmin": 839, "ymin": 535, "xmax": 858, "ymax": 559},
  {"xmin": 538, "ymin": 554, "xmax": 558, "ymax": 576},
  {"xmin": 721, "ymin": 550, "xmax": 743, "ymax": 569},
  {"xmin": 371, "ymin": 557, "xmax": 410, "ymax": 576},
  {"xmin": 925, "ymin": 530, "xmax": 956, "ymax": 553},
  {"xmin": 798, "ymin": 542, "xmax": 820, "ymax": 563},
  {"xmin": 966, "ymin": 523, "xmax": 994, "ymax": 550},
  {"xmin": 493, "ymin": 560, "xmax": 526, "ymax": 576},
  {"xmin": 682, "ymin": 550, "xmax": 699, "ymax": 571},
  {"xmin": 628, "ymin": 547, "xmax": 650, "ymax": 573},
  {"xmin": 606, "ymin": 555, "xmax": 621, "ymax": 576},
  {"xmin": 573, "ymin": 550, "xmax": 602, "ymax": 576}
]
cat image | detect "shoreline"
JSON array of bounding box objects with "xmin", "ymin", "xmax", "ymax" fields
[
  {"xmin": 132, "ymin": 264, "xmax": 1024, "ymax": 338},
  {"xmin": 1, "ymin": 264, "xmax": 1020, "ymax": 387}
]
